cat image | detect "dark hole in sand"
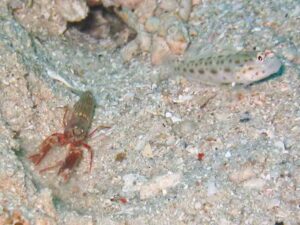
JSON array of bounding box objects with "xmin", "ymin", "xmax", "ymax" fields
[{"xmin": 68, "ymin": 6, "xmax": 136, "ymax": 44}]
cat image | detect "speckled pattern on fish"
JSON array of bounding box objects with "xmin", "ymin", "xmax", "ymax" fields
[{"xmin": 174, "ymin": 50, "xmax": 282, "ymax": 85}]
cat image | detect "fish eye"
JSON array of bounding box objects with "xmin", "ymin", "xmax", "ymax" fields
[{"xmin": 257, "ymin": 55, "xmax": 263, "ymax": 61}]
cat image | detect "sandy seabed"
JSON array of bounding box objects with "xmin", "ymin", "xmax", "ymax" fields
[{"xmin": 0, "ymin": 0, "xmax": 299, "ymax": 224}]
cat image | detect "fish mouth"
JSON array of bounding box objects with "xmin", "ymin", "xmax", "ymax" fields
[{"xmin": 264, "ymin": 57, "xmax": 282, "ymax": 75}]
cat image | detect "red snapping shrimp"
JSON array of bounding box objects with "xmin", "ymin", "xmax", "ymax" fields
[{"xmin": 29, "ymin": 91, "xmax": 109, "ymax": 181}]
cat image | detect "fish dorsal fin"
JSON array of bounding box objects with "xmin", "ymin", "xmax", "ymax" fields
[
  {"xmin": 183, "ymin": 43, "xmax": 215, "ymax": 59},
  {"xmin": 184, "ymin": 45, "xmax": 240, "ymax": 60}
]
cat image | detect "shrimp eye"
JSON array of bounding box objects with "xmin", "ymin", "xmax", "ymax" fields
[{"xmin": 257, "ymin": 55, "xmax": 263, "ymax": 61}]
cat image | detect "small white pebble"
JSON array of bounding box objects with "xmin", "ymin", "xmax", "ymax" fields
[
  {"xmin": 142, "ymin": 143, "xmax": 153, "ymax": 158},
  {"xmin": 171, "ymin": 116, "xmax": 182, "ymax": 123},
  {"xmin": 173, "ymin": 94, "xmax": 193, "ymax": 103},
  {"xmin": 207, "ymin": 180, "xmax": 217, "ymax": 196},
  {"xmin": 165, "ymin": 112, "xmax": 182, "ymax": 123},
  {"xmin": 165, "ymin": 112, "xmax": 172, "ymax": 118},
  {"xmin": 225, "ymin": 151, "xmax": 231, "ymax": 158}
]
